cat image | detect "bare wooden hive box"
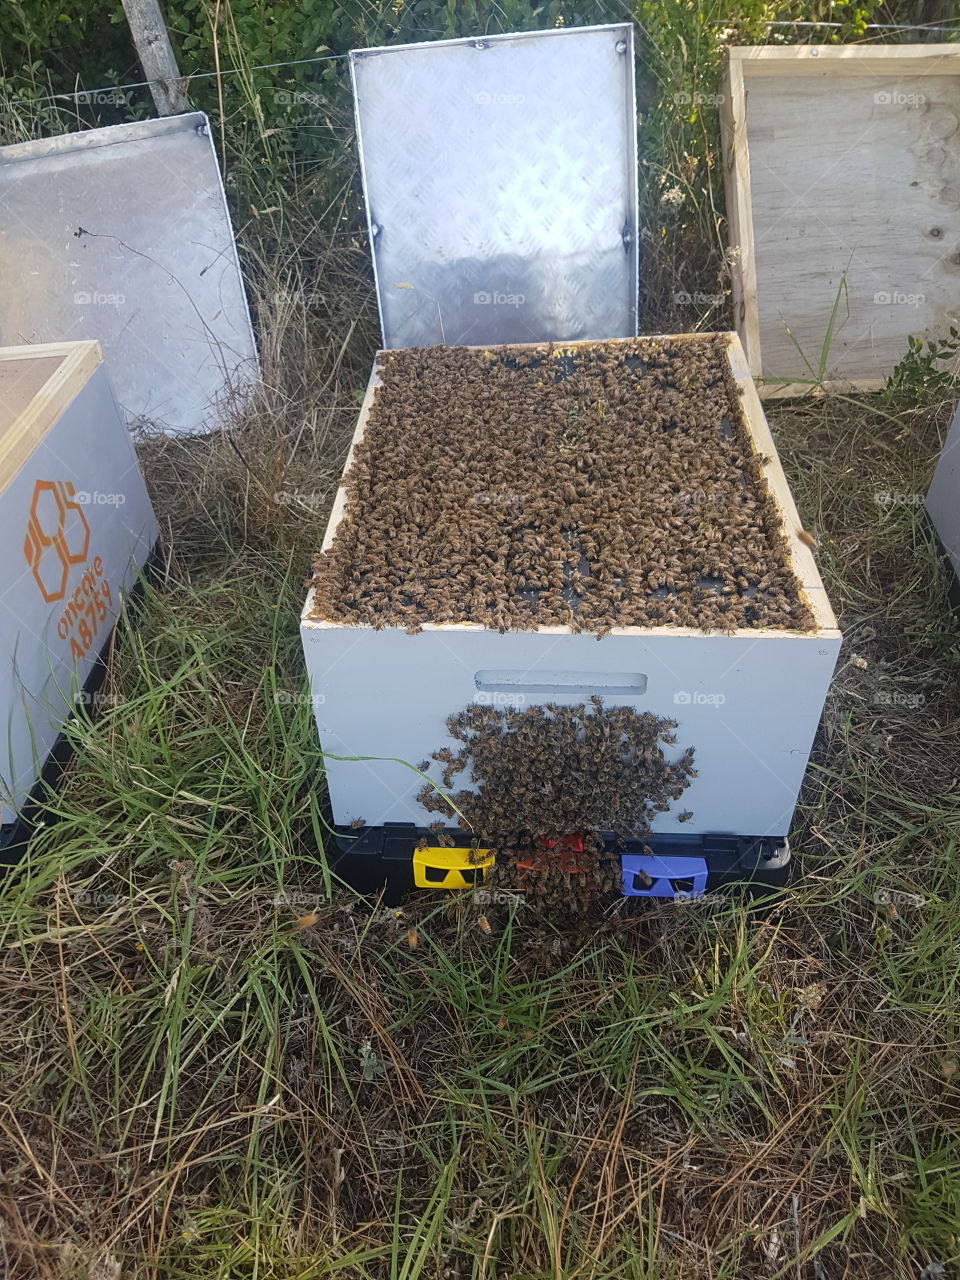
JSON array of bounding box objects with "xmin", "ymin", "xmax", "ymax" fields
[
  {"xmin": 722, "ymin": 44, "xmax": 960, "ymax": 394},
  {"xmin": 300, "ymin": 333, "xmax": 840, "ymax": 843},
  {"xmin": 0, "ymin": 341, "xmax": 158, "ymax": 838}
]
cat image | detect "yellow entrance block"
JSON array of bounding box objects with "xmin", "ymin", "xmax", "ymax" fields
[{"xmin": 413, "ymin": 845, "xmax": 494, "ymax": 890}]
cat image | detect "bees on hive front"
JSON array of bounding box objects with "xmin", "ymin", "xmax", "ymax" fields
[
  {"xmin": 414, "ymin": 699, "xmax": 697, "ymax": 915},
  {"xmin": 308, "ymin": 337, "xmax": 815, "ymax": 635}
]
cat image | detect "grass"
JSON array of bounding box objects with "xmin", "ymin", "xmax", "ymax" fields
[
  {"xmin": 3, "ymin": 4, "xmax": 960, "ymax": 1277},
  {"xmin": 2, "ymin": 266, "xmax": 959, "ymax": 1280}
]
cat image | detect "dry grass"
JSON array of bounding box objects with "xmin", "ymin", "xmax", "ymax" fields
[{"xmin": 139, "ymin": 218, "xmax": 379, "ymax": 578}]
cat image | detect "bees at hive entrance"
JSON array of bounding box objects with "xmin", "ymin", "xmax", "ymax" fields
[
  {"xmin": 307, "ymin": 335, "xmax": 816, "ymax": 637},
  {"xmin": 415, "ymin": 699, "xmax": 697, "ymax": 916}
]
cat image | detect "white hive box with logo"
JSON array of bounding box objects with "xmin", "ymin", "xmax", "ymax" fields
[{"xmin": 0, "ymin": 341, "xmax": 158, "ymax": 842}]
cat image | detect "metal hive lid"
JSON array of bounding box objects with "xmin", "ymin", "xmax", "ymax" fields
[
  {"xmin": 0, "ymin": 112, "xmax": 258, "ymax": 437},
  {"xmin": 350, "ymin": 24, "xmax": 638, "ymax": 350}
]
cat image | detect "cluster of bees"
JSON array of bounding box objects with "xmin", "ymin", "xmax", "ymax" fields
[
  {"xmin": 309, "ymin": 336, "xmax": 815, "ymax": 634},
  {"xmin": 490, "ymin": 840, "xmax": 624, "ymax": 917},
  {"xmin": 416, "ymin": 698, "xmax": 696, "ymax": 913}
]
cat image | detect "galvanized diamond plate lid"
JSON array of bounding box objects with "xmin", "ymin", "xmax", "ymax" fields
[
  {"xmin": 0, "ymin": 112, "xmax": 258, "ymax": 436},
  {"xmin": 350, "ymin": 24, "xmax": 638, "ymax": 349}
]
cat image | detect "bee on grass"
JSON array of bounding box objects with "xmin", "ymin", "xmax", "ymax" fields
[{"xmin": 287, "ymin": 910, "xmax": 321, "ymax": 932}]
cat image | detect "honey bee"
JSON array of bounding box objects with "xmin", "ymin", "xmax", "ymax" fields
[
  {"xmin": 350, "ymin": 818, "xmax": 366, "ymax": 829},
  {"xmin": 477, "ymin": 914, "xmax": 492, "ymax": 935},
  {"xmin": 797, "ymin": 527, "xmax": 818, "ymax": 549},
  {"xmin": 678, "ymin": 810, "xmax": 694, "ymax": 823},
  {"xmin": 406, "ymin": 927, "xmax": 419, "ymax": 949},
  {"xmin": 287, "ymin": 910, "xmax": 321, "ymax": 932}
]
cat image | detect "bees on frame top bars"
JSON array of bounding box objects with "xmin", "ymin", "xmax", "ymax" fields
[{"xmin": 309, "ymin": 336, "xmax": 815, "ymax": 637}]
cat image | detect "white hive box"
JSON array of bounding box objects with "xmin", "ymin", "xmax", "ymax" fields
[
  {"xmin": 927, "ymin": 403, "xmax": 960, "ymax": 586},
  {"xmin": 0, "ymin": 341, "xmax": 159, "ymax": 834},
  {"xmin": 300, "ymin": 333, "xmax": 841, "ymax": 841}
]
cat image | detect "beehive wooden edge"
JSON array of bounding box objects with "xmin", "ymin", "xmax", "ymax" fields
[
  {"xmin": 302, "ymin": 331, "xmax": 840, "ymax": 639},
  {"xmin": 721, "ymin": 43, "xmax": 960, "ymax": 398},
  {"xmin": 0, "ymin": 340, "xmax": 103, "ymax": 496}
]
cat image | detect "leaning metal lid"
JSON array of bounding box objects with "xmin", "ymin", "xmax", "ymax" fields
[
  {"xmin": 0, "ymin": 112, "xmax": 258, "ymax": 436},
  {"xmin": 350, "ymin": 24, "xmax": 638, "ymax": 349}
]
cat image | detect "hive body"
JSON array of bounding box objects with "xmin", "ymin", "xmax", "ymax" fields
[
  {"xmin": 721, "ymin": 44, "xmax": 960, "ymax": 394},
  {"xmin": 926, "ymin": 403, "xmax": 960, "ymax": 589},
  {"xmin": 0, "ymin": 342, "xmax": 158, "ymax": 833},
  {"xmin": 301, "ymin": 333, "xmax": 840, "ymax": 841}
]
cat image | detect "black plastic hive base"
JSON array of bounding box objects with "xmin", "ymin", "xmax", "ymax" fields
[{"xmin": 328, "ymin": 823, "xmax": 791, "ymax": 904}]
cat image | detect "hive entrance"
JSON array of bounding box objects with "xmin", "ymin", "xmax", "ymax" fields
[
  {"xmin": 311, "ymin": 335, "xmax": 814, "ymax": 635},
  {"xmin": 417, "ymin": 700, "xmax": 697, "ymax": 913}
]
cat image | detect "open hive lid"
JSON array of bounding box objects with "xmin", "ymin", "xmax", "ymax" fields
[
  {"xmin": 350, "ymin": 23, "xmax": 639, "ymax": 349},
  {"xmin": 0, "ymin": 113, "xmax": 258, "ymax": 436}
]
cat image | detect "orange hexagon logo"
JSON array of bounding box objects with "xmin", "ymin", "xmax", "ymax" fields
[{"xmin": 23, "ymin": 480, "xmax": 91, "ymax": 603}]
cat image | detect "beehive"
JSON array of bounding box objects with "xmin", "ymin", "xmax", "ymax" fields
[
  {"xmin": 0, "ymin": 341, "xmax": 158, "ymax": 840},
  {"xmin": 300, "ymin": 332, "xmax": 840, "ymax": 843},
  {"xmin": 927, "ymin": 403, "xmax": 960, "ymax": 592}
]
